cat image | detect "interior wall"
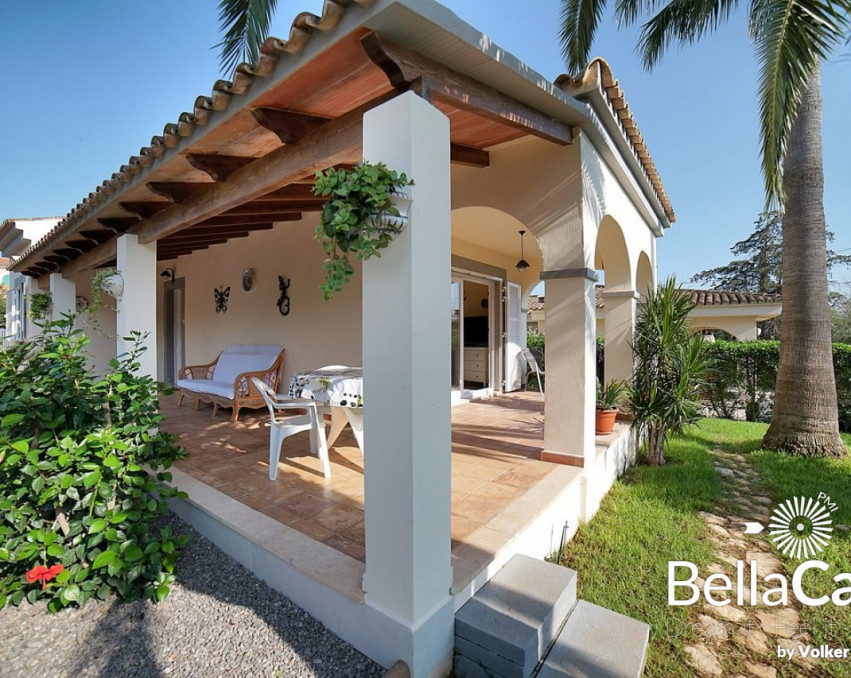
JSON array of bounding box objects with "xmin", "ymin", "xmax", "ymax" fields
[
  {"xmin": 163, "ymin": 218, "xmax": 363, "ymax": 388},
  {"xmin": 463, "ymin": 281, "xmax": 489, "ymax": 318}
]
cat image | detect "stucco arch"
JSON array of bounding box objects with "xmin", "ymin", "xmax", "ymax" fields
[
  {"xmin": 635, "ymin": 250, "xmax": 654, "ymax": 297},
  {"xmin": 594, "ymin": 216, "xmax": 632, "ymax": 291}
]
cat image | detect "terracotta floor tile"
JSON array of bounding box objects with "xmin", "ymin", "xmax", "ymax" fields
[
  {"xmin": 452, "ymin": 494, "xmax": 508, "ymax": 523},
  {"xmin": 451, "ymin": 514, "xmax": 484, "ymax": 542},
  {"xmin": 322, "ymin": 535, "xmax": 365, "ymax": 562},
  {"xmin": 493, "ymin": 468, "xmax": 540, "ymax": 489},
  {"xmin": 338, "ymin": 520, "xmax": 365, "ymax": 546},
  {"xmin": 471, "ymin": 482, "xmax": 525, "ymax": 503},
  {"xmin": 290, "ymin": 518, "xmax": 334, "ymax": 541},
  {"xmin": 312, "ymin": 504, "xmax": 364, "ymax": 532},
  {"xmin": 278, "ymin": 492, "xmax": 337, "ymax": 519},
  {"xmin": 260, "ymin": 505, "xmax": 300, "ymax": 525}
]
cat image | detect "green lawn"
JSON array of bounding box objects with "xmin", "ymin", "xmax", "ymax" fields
[{"xmin": 558, "ymin": 418, "xmax": 851, "ymax": 678}]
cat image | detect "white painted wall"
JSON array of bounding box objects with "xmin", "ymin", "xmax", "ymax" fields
[{"xmin": 163, "ymin": 218, "xmax": 363, "ymax": 389}]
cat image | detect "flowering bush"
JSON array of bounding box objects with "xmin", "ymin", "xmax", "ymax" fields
[{"xmin": 0, "ymin": 318, "xmax": 188, "ymax": 611}]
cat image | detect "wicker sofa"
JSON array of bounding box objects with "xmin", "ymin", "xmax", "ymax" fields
[{"xmin": 176, "ymin": 344, "xmax": 285, "ymax": 421}]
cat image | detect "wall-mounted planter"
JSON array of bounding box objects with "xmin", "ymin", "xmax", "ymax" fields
[
  {"xmin": 101, "ymin": 273, "xmax": 124, "ymax": 299},
  {"xmin": 371, "ymin": 190, "xmax": 412, "ymax": 235}
]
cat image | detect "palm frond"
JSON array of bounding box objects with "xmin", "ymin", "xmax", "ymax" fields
[
  {"xmin": 560, "ymin": 0, "xmax": 611, "ymax": 73},
  {"xmin": 637, "ymin": 0, "xmax": 742, "ymax": 69},
  {"xmin": 751, "ymin": 0, "xmax": 849, "ymax": 204},
  {"xmin": 215, "ymin": 0, "xmax": 279, "ymax": 76}
]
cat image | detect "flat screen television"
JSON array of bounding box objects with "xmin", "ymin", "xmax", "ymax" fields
[{"xmin": 464, "ymin": 316, "xmax": 489, "ymax": 347}]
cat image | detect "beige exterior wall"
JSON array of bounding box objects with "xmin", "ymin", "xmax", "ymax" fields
[{"xmin": 159, "ymin": 218, "xmax": 363, "ymax": 388}]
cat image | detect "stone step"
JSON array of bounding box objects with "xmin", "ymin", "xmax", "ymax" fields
[
  {"xmin": 454, "ymin": 554, "xmax": 577, "ymax": 678},
  {"xmin": 536, "ymin": 601, "xmax": 650, "ymax": 678}
]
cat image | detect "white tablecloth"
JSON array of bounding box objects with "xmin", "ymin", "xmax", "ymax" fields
[{"xmin": 287, "ymin": 367, "xmax": 364, "ymax": 408}]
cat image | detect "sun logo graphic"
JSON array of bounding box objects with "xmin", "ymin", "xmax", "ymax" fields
[{"xmin": 769, "ymin": 496, "xmax": 835, "ymax": 559}]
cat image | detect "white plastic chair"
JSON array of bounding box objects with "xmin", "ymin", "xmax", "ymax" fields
[
  {"xmin": 522, "ymin": 347, "xmax": 545, "ymax": 393},
  {"xmin": 252, "ymin": 377, "xmax": 330, "ymax": 479}
]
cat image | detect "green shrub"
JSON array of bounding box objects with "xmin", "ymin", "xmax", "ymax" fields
[
  {"xmin": 0, "ymin": 319, "xmax": 188, "ymax": 611},
  {"xmin": 703, "ymin": 340, "xmax": 851, "ymax": 431}
]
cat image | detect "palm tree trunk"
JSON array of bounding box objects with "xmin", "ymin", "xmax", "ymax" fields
[{"xmin": 763, "ymin": 63, "xmax": 846, "ymax": 457}]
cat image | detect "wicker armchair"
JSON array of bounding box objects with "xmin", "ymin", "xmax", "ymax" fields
[{"xmin": 176, "ymin": 344, "xmax": 285, "ymax": 421}]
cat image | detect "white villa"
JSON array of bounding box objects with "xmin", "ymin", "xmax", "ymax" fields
[
  {"xmin": 528, "ymin": 288, "xmax": 783, "ymax": 342},
  {"xmin": 2, "ymin": 1, "xmax": 677, "ymax": 675}
]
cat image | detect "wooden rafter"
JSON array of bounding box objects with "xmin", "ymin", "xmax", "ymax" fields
[
  {"xmin": 221, "ymin": 201, "xmax": 322, "ymax": 216},
  {"xmin": 450, "ymin": 144, "xmax": 490, "ymax": 168},
  {"xmin": 173, "ymin": 224, "xmax": 276, "ymax": 238},
  {"xmin": 119, "ymin": 202, "xmax": 171, "ymax": 219},
  {"xmin": 251, "ymin": 108, "xmax": 328, "ymax": 144},
  {"xmin": 147, "ymin": 182, "xmax": 211, "ymax": 202},
  {"xmin": 98, "ymin": 217, "xmax": 140, "ymax": 233},
  {"xmin": 185, "ymin": 154, "xmax": 254, "ymax": 181},
  {"xmin": 200, "ymin": 215, "xmax": 299, "ymax": 227},
  {"xmin": 362, "ymin": 33, "xmax": 572, "ymax": 146}
]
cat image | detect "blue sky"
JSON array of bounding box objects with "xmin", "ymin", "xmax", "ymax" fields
[{"xmin": 1, "ymin": 1, "xmax": 848, "ymax": 284}]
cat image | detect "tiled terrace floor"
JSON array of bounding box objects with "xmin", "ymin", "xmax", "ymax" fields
[{"xmin": 161, "ymin": 391, "xmax": 557, "ymax": 564}]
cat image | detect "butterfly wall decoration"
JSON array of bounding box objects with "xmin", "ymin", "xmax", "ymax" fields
[{"xmin": 214, "ymin": 286, "xmax": 230, "ymax": 313}]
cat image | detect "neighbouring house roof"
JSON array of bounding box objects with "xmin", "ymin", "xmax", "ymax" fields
[
  {"xmin": 6, "ymin": 0, "xmax": 675, "ymax": 276},
  {"xmin": 557, "ymin": 59, "xmax": 675, "ymax": 223},
  {"xmin": 528, "ymin": 288, "xmax": 782, "ymax": 313},
  {"xmin": 0, "ymin": 257, "xmax": 9, "ymax": 269}
]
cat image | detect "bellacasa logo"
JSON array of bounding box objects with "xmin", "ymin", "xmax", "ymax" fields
[
  {"xmin": 669, "ymin": 492, "xmax": 851, "ymax": 608},
  {"xmin": 768, "ymin": 496, "xmax": 835, "ymax": 559}
]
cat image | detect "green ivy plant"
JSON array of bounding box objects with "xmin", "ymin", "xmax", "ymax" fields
[
  {"xmin": 313, "ymin": 162, "xmax": 414, "ymax": 299},
  {"xmin": 89, "ymin": 268, "xmax": 120, "ymax": 313},
  {"xmin": 0, "ymin": 318, "xmax": 188, "ymax": 611},
  {"xmin": 27, "ymin": 292, "xmax": 53, "ymax": 323}
]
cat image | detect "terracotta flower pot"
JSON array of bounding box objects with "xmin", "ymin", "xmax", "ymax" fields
[{"xmin": 595, "ymin": 409, "xmax": 618, "ymax": 435}]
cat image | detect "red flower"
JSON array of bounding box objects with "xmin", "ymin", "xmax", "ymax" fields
[{"xmin": 25, "ymin": 564, "xmax": 64, "ymax": 589}]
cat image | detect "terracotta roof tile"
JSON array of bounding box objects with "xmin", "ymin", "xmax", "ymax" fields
[
  {"xmin": 0, "ymin": 257, "xmax": 10, "ymax": 268},
  {"xmin": 528, "ymin": 287, "xmax": 781, "ymax": 313},
  {"xmin": 12, "ymin": 0, "xmax": 371, "ymax": 270},
  {"xmin": 556, "ymin": 58, "xmax": 675, "ymax": 224}
]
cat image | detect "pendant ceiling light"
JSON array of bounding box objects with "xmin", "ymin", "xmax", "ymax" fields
[{"xmin": 515, "ymin": 230, "xmax": 530, "ymax": 270}]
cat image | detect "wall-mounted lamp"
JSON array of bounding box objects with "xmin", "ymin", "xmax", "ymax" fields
[
  {"xmin": 515, "ymin": 230, "xmax": 530, "ymax": 271},
  {"xmin": 160, "ymin": 267, "xmax": 175, "ymax": 282}
]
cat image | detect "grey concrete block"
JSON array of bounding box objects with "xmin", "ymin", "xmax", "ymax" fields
[
  {"xmin": 455, "ymin": 555, "xmax": 577, "ymax": 675},
  {"xmin": 537, "ymin": 601, "xmax": 649, "ymax": 678},
  {"xmin": 455, "ymin": 636, "xmax": 524, "ymax": 678},
  {"xmin": 454, "ymin": 654, "xmax": 507, "ymax": 678}
]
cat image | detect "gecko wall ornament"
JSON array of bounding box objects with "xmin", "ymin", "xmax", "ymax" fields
[{"xmin": 277, "ymin": 276, "xmax": 291, "ymax": 316}]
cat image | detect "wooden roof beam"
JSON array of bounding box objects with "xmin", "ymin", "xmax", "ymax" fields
[
  {"xmin": 450, "ymin": 144, "xmax": 490, "ymax": 168},
  {"xmin": 201, "ymin": 215, "xmax": 298, "ymax": 227},
  {"xmin": 185, "ymin": 154, "xmax": 255, "ymax": 181},
  {"xmin": 147, "ymin": 182, "xmax": 211, "ymax": 202},
  {"xmin": 66, "ymin": 239, "xmax": 98, "ymax": 253},
  {"xmin": 221, "ymin": 201, "xmax": 322, "ymax": 216},
  {"xmin": 252, "ymin": 108, "xmax": 328, "ymax": 144},
  {"xmin": 119, "ymin": 202, "xmax": 171, "ymax": 219},
  {"xmin": 80, "ymin": 230, "xmax": 115, "ymax": 244},
  {"xmin": 362, "ymin": 33, "xmax": 572, "ymax": 146},
  {"xmin": 62, "ymin": 93, "xmax": 379, "ymax": 278},
  {"xmin": 98, "ymin": 217, "xmax": 140, "ymax": 233}
]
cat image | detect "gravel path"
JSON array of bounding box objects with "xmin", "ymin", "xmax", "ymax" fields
[{"xmin": 0, "ymin": 514, "xmax": 385, "ymax": 678}]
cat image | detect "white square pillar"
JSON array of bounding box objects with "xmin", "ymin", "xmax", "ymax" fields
[
  {"xmin": 541, "ymin": 272, "xmax": 597, "ymax": 467},
  {"xmin": 361, "ymin": 92, "xmax": 454, "ymax": 677},
  {"xmin": 116, "ymin": 234, "xmax": 157, "ymax": 378},
  {"xmin": 602, "ymin": 290, "xmax": 638, "ymax": 386},
  {"xmin": 49, "ymin": 272, "xmax": 76, "ymax": 321}
]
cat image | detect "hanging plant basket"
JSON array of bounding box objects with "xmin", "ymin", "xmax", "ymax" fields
[
  {"xmin": 101, "ymin": 273, "xmax": 124, "ymax": 299},
  {"xmin": 313, "ymin": 162, "xmax": 414, "ymax": 299},
  {"xmin": 370, "ymin": 189, "xmax": 413, "ymax": 235}
]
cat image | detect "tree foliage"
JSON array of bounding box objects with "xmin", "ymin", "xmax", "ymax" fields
[
  {"xmin": 0, "ymin": 319, "xmax": 188, "ymax": 611},
  {"xmin": 691, "ymin": 211, "xmax": 851, "ymax": 293}
]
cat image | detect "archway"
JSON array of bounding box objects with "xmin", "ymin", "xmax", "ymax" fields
[{"xmin": 595, "ymin": 216, "xmax": 634, "ymax": 386}]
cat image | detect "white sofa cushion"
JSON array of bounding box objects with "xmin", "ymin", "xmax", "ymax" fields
[
  {"xmin": 212, "ymin": 344, "xmax": 282, "ymax": 384},
  {"xmin": 177, "ymin": 379, "xmax": 234, "ymax": 400}
]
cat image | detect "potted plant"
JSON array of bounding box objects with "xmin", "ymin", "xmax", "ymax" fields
[
  {"xmin": 313, "ymin": 161, "xmax": 414, "ymax": 299},
  {"xmin": 27, "ymin": 291, "xmax": 53, "ymax": 322},
  {"xmin": 596, "ymin": 378, "xmax": 627, "ymax": 435},
  {"xmin": 90, "ymin": 268, "xmax": 123, "ymax": 311}
]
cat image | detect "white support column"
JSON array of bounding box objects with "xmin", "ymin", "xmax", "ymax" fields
[
  {"xmin": 116, "ymin": 234, "xmax": 157, "ymax": 378},
  {"xmin": 361, "ymin": 92, "xmax": 454, "ymax": 678},
  {"xmin": 603, "ymin": 290, "xmax": 638, "ymax": 386},
  {"xmin": 49, "ymin": 272, "xmax": 76, "ymax": 321},
  {"xmin": 541, "ymin": 272, "xmax": 597, "ymax": 467}
]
